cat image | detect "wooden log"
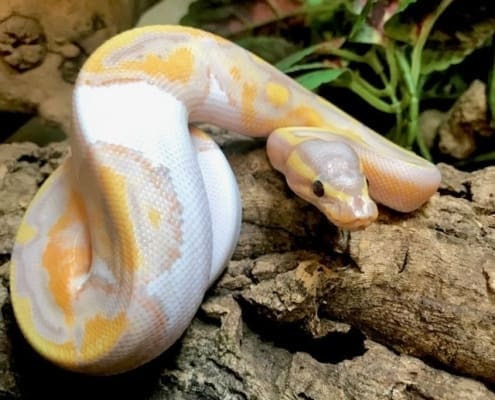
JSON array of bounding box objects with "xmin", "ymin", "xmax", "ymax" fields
[{"xmin": 0, "ymin": 128, "xmax": 493, "ymax": 397}]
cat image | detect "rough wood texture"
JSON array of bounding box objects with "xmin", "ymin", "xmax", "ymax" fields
[
  {"xmin": 0, "ymin": 0, "xmax": 158, "ymax": 131},
  {"xmin": 0, "ymin": 130, "xmax": 493, "ymax": 398},
  {"xmin": 438, "ymin": 79, "xmax": 493, "ymax": 159}
]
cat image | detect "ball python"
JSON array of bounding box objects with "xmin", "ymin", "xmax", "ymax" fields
[{"xmin": 10, "ymin": 25, "xmax": 441, "ymax": 374}]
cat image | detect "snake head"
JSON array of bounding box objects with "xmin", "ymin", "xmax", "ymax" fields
[{"xmin": 284, "ymin": 139, "xmax": 378, "ymax": 230}]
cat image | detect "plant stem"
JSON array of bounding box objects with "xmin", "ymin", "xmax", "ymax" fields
[
  {"xmin": 382, "ymin": 41, "xmax": 404, "ymax": 141},
  {"xmin": 407, "ymin": 0, "xmax": 453, "ymax": 156},
  {"xmin": 353, "ymin": 72, "xmax": 390, "ymax": 98},
  {"xmin": 384, "ymin": 40, "xmax": 399, "ymax": 94},
  {"xmin": 410, "ymin": 0, "xmax": 454, "ymax": 88},
  {"xmin": 392, "ymin": 105, "xmax": 403, "ymax": 143},
  {"xmin": 414, "ymin": 76, "xmax": 432, "ymax": 160},
  {"xmin": 337, "ymin": 74, "xmax": 397, "ymax": 113}
]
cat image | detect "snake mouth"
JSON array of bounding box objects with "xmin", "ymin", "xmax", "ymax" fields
[
  {"xmin": 320, "ymin": 196, "xmax": 378, "ymax": 230},
  {"xmin": 332, "ymin": 214, "xmax": 376, "ymax": 230}
]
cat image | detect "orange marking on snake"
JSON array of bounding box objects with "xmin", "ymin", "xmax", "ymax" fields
[
  {"xmin": 120, "ymin": 47, "xmax": 195, "ymax": 83},
  {"xmin": 83, "ymin": 25, "xmax": 224, "ymax": 74},
  {"xmin": 285, "ymin": 105, "xmax": 325, "ymax": 126},
  {"xmin": 93, "ymin": 142, "xmax": 183, "ymax": 270},
  {"xmin": 42, "ymin": 190, "xmax": 90, "ymax": 325},
  {"xmin": 241, "ymin": 82, "xmax": 258, "ymax": 128},
  {"xmin": 80, "ymin": 312, "xmax": 128, "ymax": 359},
  {"xmin": 229, "ymin": 66, "xmax": 241, "ymax": 81}
]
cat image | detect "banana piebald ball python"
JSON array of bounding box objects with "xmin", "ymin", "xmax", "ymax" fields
[{"xmin": 10, "ymin": 25, "xmax": 441, "ymax": 374}]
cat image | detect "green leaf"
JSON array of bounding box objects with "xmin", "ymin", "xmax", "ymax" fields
[
  {"xmin": 275, "ymin": 38, "xmax": 347, "ymax": 73},
  {"xmin": 385, "ymin": 0, "xmax": 495, "ymax": 74},
  {"xmin": 421, "ymin": 17, "xmax": 495, "ymax": 74},
  {"xmin": 305, "ymin": 0, "xmax": 323, "ymax": 6},
  {"xmin": 384, "ymin": 2, "xmax": 437, "ymax": 44},
  {"xmin": 283, "ymin": 62, "xmax": 333, "ymax": 74},
  {"xmin": 275, "ymin": 44, "xmax": 322, "ymax": 71},
  {"xmin": 180, "ymin": 0, "xmax": 237, "ymax": 28},
  {"xmin": 304, "ymin": 0, "xmax": 355, "ymax": 39},
  {"xmin": 348, "ymin": 0, "xmax": 377, "ymax": 43},
  {"xmin": 296, "ymin": 69, "xmax": 345, "ymax": 90},
  {"xmin": 349, "ymin": 0, "xmax": 419, "ymax": 45},
  {"xmin": 351, "ymin": 0, "xmax": 416, "ymax": 15},
  {"xmin": 236, "ymin": 36, "xmax": 299, "ymax": 64}
]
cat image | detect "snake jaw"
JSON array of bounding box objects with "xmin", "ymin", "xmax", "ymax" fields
[{"xmin": 317, "ymin": 194, "xmax": 378, "ymax": 230}]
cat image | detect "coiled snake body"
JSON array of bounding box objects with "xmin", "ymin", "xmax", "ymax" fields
[{"xmin": 10, "ymin": 25, "xmax": 441, "ymax": 374}]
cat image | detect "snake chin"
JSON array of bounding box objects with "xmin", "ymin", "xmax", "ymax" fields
[{"xmin": 319, "ymin": 196, "xmax": 378, "ymax": 231}]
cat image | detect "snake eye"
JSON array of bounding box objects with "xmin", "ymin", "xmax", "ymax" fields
[{"xmin": 312, "ymin": 180, "xmax": 324, "ymax": 197}]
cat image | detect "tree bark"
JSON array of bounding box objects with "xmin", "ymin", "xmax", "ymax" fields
[{"xmin": 0, "ymin": 129, "xmax": 493, "ymax": 398}]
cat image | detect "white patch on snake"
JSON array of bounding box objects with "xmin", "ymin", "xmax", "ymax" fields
[{"xmin": 74, "ymin": 81, "xmax": 189, "ymax": 168}]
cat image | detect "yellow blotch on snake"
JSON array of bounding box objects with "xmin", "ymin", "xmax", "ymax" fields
[
  {"xmin": 80, "ymin": 312, "xmax": 128, "ymax": 361},
  {"xmin": 82, "ymin": 24, "xmax": 226, "ymax": 74},
  {"xmin": 120, "ymin": 47, "xmax": 195, "ymax": 83},
  {"xmin": 285, "ymin": 106, "xmax": 325, "ymax": 127},
  {"xmin": 12, "ymin": 285, "xmax": 128, "ymax": 368},
  {"xmin": 85, "ymin": 41, "xmax": 195, "ymax": 84},
  {"xmin": 97, "ymin": 165, "xmax": 142, "ymax": 270},
  {"xmin": 147, "ymin": 206, "xmax": 162, "ymax": 229},
  {"xmin": 265, "ymin": 82, "xmax": 290, "ymax": 107},
  {"xmin": 9, "ymin": 287, "xmax": 77, "ymax": 365},
  {"xmin": 15, "ymin": 223, "xmax": 37, "ymax": 245}
]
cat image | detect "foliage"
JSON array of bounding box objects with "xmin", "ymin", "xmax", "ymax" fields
[{"xmin": 182, "ymin": 0, "xmax": 495, "ymax": 162}]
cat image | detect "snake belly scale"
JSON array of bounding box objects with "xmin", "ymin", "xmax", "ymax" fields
[{"xmin": 10, "ymin": 25, "xmax": 441, "ymax": 374}]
